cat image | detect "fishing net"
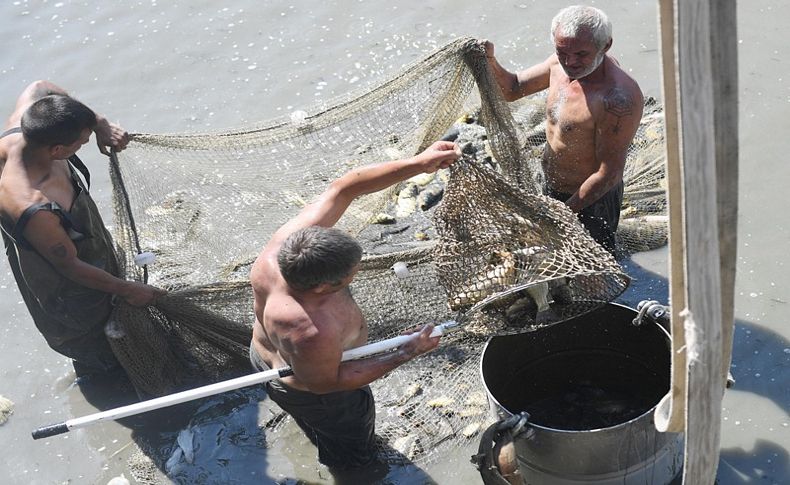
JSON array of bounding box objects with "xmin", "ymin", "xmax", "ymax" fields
[{"xmin": 105, "ymin": 37, "xmax": 668, "ymax": 466}]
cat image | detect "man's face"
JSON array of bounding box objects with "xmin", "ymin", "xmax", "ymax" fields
[
  {"xmin": 553, "ymin": 30, "xmax": 606, "ymax": 80},
  {"xmin": 314, "ymin": 262, "xmax": 361, "ymax": 294},
  {"xmin": 52, "ymin": 128, "xmax": 91, "ymax": 159}
]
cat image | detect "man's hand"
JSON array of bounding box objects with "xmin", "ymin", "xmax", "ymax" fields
[
  {"xmin": 481, "ymin": 39, "xmax": 495, "ymax": 60},
  {"xmin": 413, "ymin": 141, "xmax": 460, "ymax": 173},
  {"xmin": 94, "ymin": 116, "xmax": 130, "ymax": 155},
  {"xmin": 400, "ymin": 324, "xmax": 441, "ymax": 359},
  {"xmin": 118, "ymin": 281, "xmax": 166, "ymax": 307}
]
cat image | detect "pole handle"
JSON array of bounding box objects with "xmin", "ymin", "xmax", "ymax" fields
[{"xmin": 32, "ymin": 423, "xmax": 70, "ymax": 440}]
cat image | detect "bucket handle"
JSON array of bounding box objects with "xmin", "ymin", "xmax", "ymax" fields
[{"xmin": 471, "ymin": 412, "xmax": 530, "ymax": 485}]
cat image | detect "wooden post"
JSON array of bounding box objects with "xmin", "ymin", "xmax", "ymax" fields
[
  {"xmin": 710, "ymin": 0, "xmax": 739, "ymax": 388},
  {"xmin": 656, "ymin": 0, "xmax": 738, "ymax": 483},
  {"xmin": 655, "ymin": 0, "xmax": 687, "ymax": 435}
]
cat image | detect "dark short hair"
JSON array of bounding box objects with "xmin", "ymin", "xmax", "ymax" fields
[
  {"xmin": 21, "ymin": 94, "xmax": 97, "ymax": 148},
  {"xmin": 277, "ymin": 226, "xmax": 363, "ymax": 291}
]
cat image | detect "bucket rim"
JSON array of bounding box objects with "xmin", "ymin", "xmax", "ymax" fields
[{"xmin": 478, "ymin": 302, "xmax": 673, "ymax": 434}]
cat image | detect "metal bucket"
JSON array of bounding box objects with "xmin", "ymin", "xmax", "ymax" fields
[{"xmin": 479, "ymin": 303, "xmax": 683, "ymax": 484}]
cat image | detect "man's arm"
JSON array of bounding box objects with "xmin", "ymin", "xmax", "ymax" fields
[
  {"xmin": 287, "ymin": 321, "xmax": 440, "ymax": 394},
  {"xmin": 483, "ymin": 41, "xmax": 552, "ymax": 102},
  {"xmin": 565, "ymin": 85, "xmax": 644, "ymax": 212},
  {"xmin": 263, "ymin": 141, "xmax": 459, "ymax": 255},
  {"xmin": 5, "ymin": 80, "xmax": 68, "ymax": 129},
  {"xmin": 22, "ymin": 210, "xmax": 164, "ymax": 306}
]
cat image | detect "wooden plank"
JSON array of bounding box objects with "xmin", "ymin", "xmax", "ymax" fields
[
  {"xmin": 654, "ymin": 0, "xmax": 687, "ymax": 435},
  {"xmin": 677, "ymin": 0, "xmax": 728, "ymax": 482},
  {"xmin": 710, "ymin": 0, "xmax": 739, "ymax": 385}
]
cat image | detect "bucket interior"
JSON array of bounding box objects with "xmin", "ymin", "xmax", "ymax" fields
[{"xmin": 482, "ymin": 303, "xmax": 671, "ymax": 431}]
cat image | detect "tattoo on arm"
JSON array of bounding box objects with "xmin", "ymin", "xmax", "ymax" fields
[
  {"xmin": 603, "ymin": 87, "xmax": 634, "ymax": 134},
  {"xmin": 50, "ymin": 243, "xmax": 68, "ymax": 259}
]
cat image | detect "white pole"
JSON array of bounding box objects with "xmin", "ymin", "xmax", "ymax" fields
[{"xmin": 32, "ymin": 321, "xmax": 458, "ymax": 440}]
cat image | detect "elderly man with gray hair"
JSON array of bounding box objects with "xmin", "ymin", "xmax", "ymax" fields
[{"xmin": 484, "ymin": 5, "xmax": 643, "ymax": 254}]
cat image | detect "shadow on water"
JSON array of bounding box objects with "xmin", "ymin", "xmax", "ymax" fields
[
  {"xmin": 76, "ymin": 371, "xmax": 439, "ymax": 484},
  {"xmin": 718, "ymin": 318, "xmax": 790, "ymax": 484},
  {"xmin": 74, "ymin": 372, "xmax": 276, "ymax": 483},
  {"xmin": 616, "ymin": 255, "xmax": 790, "ymax": 484}
]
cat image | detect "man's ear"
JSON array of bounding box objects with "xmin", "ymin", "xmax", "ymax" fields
[
  {"xmin": 603, "ymin": 38, "xmax": 613, "ymax": 53},
  {"xmin": 48, "ymin": 144, "xmax": 67, "ymax": 159}
]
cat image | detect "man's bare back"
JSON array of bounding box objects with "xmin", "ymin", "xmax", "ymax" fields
[
  {"xmin": 246, "ymin": 148, "xmax": 463, "ymax": 469},
  {"xmin": 249, "ymin": 141, "xmax": 459, "ymax": 396},
  {"xmin": 252, "ymin": 258, "xmax": 367, "ymax": 392}
]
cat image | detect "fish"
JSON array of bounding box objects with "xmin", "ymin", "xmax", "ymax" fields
[
  {"xmin": 427, "ymin": 396, "xmax": 455, "ymax": 408},
  {"xmin": 395, "ymin": 182, "xmax": 419, "ymax": 217},
  {"xmin": 462, "ymin": 422, "xmax": 482, "ymax": 438},
  {"xmin": 407, "ymin": 172, "xmax": 436, "ymax": 187},
  {"xmin": 417, "ymin": 185, "xmax": 444, "ymax": 211},
  {"xmin": 0, "ymin": 395, "xmax": 14, "ymax": 425},
  {"xmin": 393, "ymin": 434, "xmax": 424, "ymax": 460},
  {"xmin": 450, "ymin": 250, "xmax": 517, "ymax": 309},
  {"xmin": 370, "ymin": 212, "xmax": 396, "ymax": 225},
  {"xmin": 176, "ymin": 427, "xmax": 195, "ymax": 464}
]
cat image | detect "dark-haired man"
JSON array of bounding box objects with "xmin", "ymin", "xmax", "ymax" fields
[
  {"xmin": 0, "ymin": 80, "xmax": 164, "ymax": 374},
  {"xmin": 250, "ymin": 141, "xmax": 459, "ymax": 469},
  {"xmin": 484, "ymin": 5, "xmax": 644, "ymax": 254}
]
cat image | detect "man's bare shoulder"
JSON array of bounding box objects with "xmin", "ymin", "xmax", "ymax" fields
[
  {"xmin": 250, "ymin": 249, "xmax": 276, "ymax": 293},
  {"xmin": 0, "ymin": 160, "xmax": 46, "ymax": 222},
  {"xmin": 604, "ymin": 57, "xmax": 643, "ymax": 98},
  {"xmin": 250, "ymin": 253, "xmax": 314, "ymax": 331}
]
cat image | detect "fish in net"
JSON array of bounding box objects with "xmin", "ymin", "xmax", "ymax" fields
[{"xmin": 104, "ymin": 37, "xmax": 667, "ymax": 466}]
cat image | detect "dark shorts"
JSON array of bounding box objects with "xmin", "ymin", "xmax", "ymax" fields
[
  {"xmin": 250, "ymin": 347, "xmax": 377, "ymax": 469},
  {"xmin": 545, "ymin": 181, "xmax": 624, "ymax": 255}
]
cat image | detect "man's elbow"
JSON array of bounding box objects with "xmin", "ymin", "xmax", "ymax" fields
[
  {"xmin": 49, "ymin": 253, "xmax": 83, "ymax": 279},
  {"xmin": 26, "ymin": 80, "xmax": 61, "ymax": 99},
  {"xmin": 502, "ymin": 79, "xmax": 523, "ymax": 102}
]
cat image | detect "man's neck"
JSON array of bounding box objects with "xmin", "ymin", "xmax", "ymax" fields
[{"xmin": 20, "ymin": 145, "xmax": 58, "ymax": 180}]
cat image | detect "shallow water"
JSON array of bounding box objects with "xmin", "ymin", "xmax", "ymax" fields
[{"xmin": 0, "ymin": 1, "xmax": 787, "ymax": 484}]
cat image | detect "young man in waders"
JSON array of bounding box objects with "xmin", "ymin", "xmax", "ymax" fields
[
  {"xmin": 0, "ymin": 80, "xmax": 165, "ymax": 376},
  {"xmin": 484, "ymin": 5, "xmax": 644, "ymax": 255},
  {"xmin": 250, "ymin": 140, "xmax": 459, "ymax": 469}
]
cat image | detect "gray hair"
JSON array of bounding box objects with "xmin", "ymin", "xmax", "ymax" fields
[
  {"xmin": 550, "ymin": 5, "xmax": 612, "ymax": 50},
  {"xmin": 277, "ymin": 226, "xmax": 362, "ymax": 291}
]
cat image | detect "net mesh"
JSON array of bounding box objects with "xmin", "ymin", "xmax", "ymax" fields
[{"xmin": 106, "ymin": 37, "xmax": 668, "ymax": 465}]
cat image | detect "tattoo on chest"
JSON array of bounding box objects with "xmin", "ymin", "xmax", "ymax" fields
[{"xmin": 603, "ymin": 87, "xmax": 634, "ymax": 134}]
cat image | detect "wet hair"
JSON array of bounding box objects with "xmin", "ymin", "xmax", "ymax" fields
[
  {"xmin": 277, "ymin": 226, "xmax": 363, "ymax": 291},
  {"xmin": 20, "ymin": 94, "xmax": 97, "ymax": 148},
  {"xmin": 550, "ymin": 5, "xmax": 612, "ymax": 50}
]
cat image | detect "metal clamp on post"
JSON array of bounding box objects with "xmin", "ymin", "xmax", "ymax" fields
[{"xmin": 633, "ymin": 300, "xmax": 669, "ymax": 327}]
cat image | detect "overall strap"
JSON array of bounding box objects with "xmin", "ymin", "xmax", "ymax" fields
[
  {"xmin": 67, "ymin": 155, "xmax": 91, "ymax": 189},
  {"xmin": 0, "ymin": 126, "xmax": 23, "ymax": 139}
]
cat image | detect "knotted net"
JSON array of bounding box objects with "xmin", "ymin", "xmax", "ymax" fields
[{"xmin": 105, "ymin": 37, "xmax": 667, "ymax": 465}]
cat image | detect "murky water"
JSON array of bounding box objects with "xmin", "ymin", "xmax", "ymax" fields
[{"xmin": 0, "ymin": 1, "xmax": 787, "ymax": 484}]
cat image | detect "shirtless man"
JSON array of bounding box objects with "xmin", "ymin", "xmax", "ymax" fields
[
  {"xmin": 485, "ymin": 5, "xmax": 643, "ymax": 254},
  {"xmin": 250, "ymin": 141, "xmax": 459, "ymax": 468},
  {"xmin": 0, "ymin": 80, "xmax": 164, "ymax": 374}
]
